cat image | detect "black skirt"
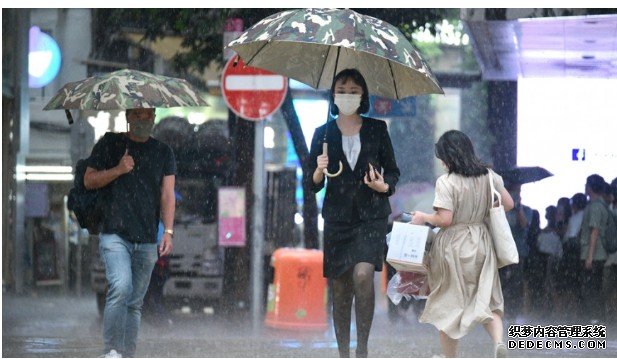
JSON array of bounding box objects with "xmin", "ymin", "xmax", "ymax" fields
[{"xmin": 323, "ymin": 210, "xmax": 388, "ymax": 279}]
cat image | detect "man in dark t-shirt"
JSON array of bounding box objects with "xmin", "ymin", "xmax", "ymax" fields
[{"xmin": 85, "ymin": 108, "xmax": 176, "ymax": 358}]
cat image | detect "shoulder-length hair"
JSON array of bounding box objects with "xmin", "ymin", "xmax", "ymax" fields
[
  {"xmin": 329, "ymin": 68, "xmax": 370, "ymax": 117},
  {"xmin": 435, "ymin": 130, "xmax": 488, "ymax": 177}
]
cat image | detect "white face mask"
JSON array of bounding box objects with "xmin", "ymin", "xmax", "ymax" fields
[{"xmin": 334, "ymin": 93, "xmax": 362, "ymax": 116}]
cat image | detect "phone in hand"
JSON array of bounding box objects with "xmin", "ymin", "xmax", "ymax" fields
[
  {"xmin": 365, "ymin": 162, "xmax": 381, "ymax": 182},
  {"xmin": 365, "ymin": 162, "xmax": 373, "ymax": 182}
]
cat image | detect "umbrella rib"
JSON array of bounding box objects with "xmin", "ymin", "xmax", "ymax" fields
[
  {"xmin": 332, "ymin": 46, "xmax": 341, "ymax": 83},
  {"xmin": 245, "ymin": 41, "xmax": 270, "ymax": 67},
  {"xmin": 387, "ymin": 60, "xmax": 400, "ymax": 99},
  {"xmin": 316, "ymin": 45, "xmax": 332, "ymax": 89},
  {"xmin": 324, "ymin": 46, "xmax": 342, "ymax": 142}
]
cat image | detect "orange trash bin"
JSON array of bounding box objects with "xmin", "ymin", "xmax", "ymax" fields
[{"xmin": 265, "ymin": 248, "xmax": 328, "ymax": 331}]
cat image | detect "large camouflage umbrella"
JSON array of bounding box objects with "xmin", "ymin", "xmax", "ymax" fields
[
  {"xmin": 227, "ymin": 8, "xmax": 443, "ymax": 177},
  {"xmin": 43, "ymin": 69, "xmax": 208, "ymax": 123},
  {"xmin": 227, "ymin": 8, "xmax": 444, "ymax": 100}
]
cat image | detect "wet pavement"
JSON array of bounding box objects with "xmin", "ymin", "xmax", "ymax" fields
[{"xmin": 3, "ymin": 287, "xmax": 617, "ymax": 358}]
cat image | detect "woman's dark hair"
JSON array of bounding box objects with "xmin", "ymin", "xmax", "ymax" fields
[
  {"xmin": 329, "ymin": 68, "xmax": 370, "ymax": 116},
  {"xmin": 571, "ymin": 192, "xmax": 588, "ymax": 210},
  {"xmin": 434, "ymin": 130, "xmax": 488, "ymax": 177},
  {"xmin": 557, "ymin": 197, "xmax": 572, "ymax": 219},
  {"xmin": 545, "ymin": 205, "xmax": 557, "ymax": 229}
]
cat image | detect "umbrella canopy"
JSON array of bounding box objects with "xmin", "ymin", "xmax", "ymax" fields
[
  {"xmin": 500, "ymin": 166, "xmax": 554, "ymax": 186},
  {"xmin": 227, "ymin": 8, "xmax": 444, "ymax": 100},
  {"xmin": 43, "ymin": 69, "xmax": 208, "ymax": 112}
]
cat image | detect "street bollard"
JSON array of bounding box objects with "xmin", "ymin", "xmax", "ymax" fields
[{"xmin": 265, "ymin": 248, "xmax": 328, "ymax": 331}]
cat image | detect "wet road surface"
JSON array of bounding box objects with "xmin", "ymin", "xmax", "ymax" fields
[{"xmin": 3, "ymin": 289, "xmax": 616, "ymax": 357}]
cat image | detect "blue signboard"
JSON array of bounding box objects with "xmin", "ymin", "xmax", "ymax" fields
[{"xmin": 367, "ymin": 95, "xmax": 416, "ymax": 118}]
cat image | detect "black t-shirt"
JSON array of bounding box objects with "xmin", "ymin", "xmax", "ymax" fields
[{"xmin": 88, "ymin": 132, "xmax": 176, "ymax": 243}]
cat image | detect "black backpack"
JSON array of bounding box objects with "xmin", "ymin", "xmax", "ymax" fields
[{"xmin": 67, "ymin": 158, "xmax": 104, "ymax": 235}]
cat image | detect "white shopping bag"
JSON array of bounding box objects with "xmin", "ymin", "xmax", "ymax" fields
[{"xmin": 386, "ymin": 222, "xmax": 430, "ymax": 273}]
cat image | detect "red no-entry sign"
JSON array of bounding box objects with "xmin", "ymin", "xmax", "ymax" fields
[{"xmin": 221, "ymin": 55, "xmax": 288, "ymax": 121}]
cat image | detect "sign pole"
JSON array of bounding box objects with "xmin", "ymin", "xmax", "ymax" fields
[
  {"xmin": 251, "ymin": 119, "xmax": 266, "ymax": 333},
  {"xmin": 220, "ymin": 55, "xmax": 287, "ymax": 332}
]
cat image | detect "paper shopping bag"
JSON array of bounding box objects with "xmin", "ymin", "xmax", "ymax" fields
[{"xmin": 386, "ymin": 222, "xmax": 430, "ymax": 273}]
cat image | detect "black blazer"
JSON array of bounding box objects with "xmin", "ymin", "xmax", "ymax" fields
[{"xmin": 305, "ymin": 117, "xmax": 400, "ymax": 222}]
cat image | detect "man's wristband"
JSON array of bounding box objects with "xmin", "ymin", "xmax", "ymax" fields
[{"xmin": 164, "ymin": 229, "xmax": 174, "ymax": 238}]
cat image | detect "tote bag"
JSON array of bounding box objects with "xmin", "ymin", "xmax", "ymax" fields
[{"xmin": 488, "ymin": 170, "xmax": 519, "ymax": 268}]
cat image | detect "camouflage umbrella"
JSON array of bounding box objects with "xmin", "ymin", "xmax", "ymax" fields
[
  {"xmin": 229, "ymin": 8, "xmax": 443, "ymax": 177},
  {"xmin": 43, "ymin": 69, "xmax": 208, "ymax": 123},
  {"xmin": 227, "ymin": 8, "xmax": 444, "ymax": 100}
]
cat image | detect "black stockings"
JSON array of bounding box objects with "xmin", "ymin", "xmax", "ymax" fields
[{"xmin": 331, "ymin": 262, "xmax": 375, "ymax": 358}]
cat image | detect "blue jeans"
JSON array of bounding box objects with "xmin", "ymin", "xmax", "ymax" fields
[{"xmin": 99, "ymin": 233, "xmax": 157, "ymax": 357}]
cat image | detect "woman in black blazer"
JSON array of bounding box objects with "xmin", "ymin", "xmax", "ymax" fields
[{"xmin": 305, "ymin": 68, "xmax": 400, "ymax": 358}]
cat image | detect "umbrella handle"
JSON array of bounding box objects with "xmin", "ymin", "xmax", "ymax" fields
[
  {"xmin": 322, "ymin": 142, "xmax": 343, "ymax": 178},
  {"xmin": 65, "ymin": 110, "xmax": 74, "ymax": 125}
]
